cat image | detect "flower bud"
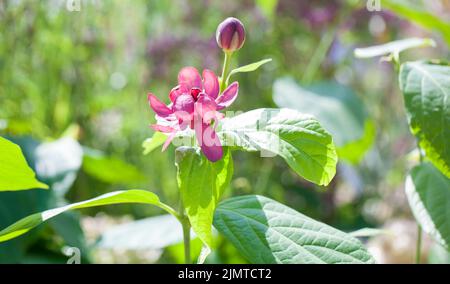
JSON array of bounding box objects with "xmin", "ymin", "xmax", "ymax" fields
[{"xmin": 216, "ymin": 17, "xmax": 245, "ymax": 53}]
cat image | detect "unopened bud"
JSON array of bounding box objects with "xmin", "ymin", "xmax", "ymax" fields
[{"xmin": 216, "ymin": 17, "xmax": 245, "ymax": 53}]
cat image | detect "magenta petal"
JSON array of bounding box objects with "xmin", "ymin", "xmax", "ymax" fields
[
  {"xmin": 169, "ymin": 85, "xmax": 189, "ymax": 102},
  {"xmin": 202, "ymin": 69, "xmax": 219, "ymax": 99},
  {"xmin": 195, "ymin": 94, "xmax": 217, "ymax": 119},
  {"xmin": 148, "ymin": 93, "xmax": 173, "ymax": 117},
  {"xmin": 216, "ymin": 82, "xmax": 239, "ymax": 110},
  {"xmin": 173, "ymin": 94, "xmax": 195, "ymax": 129},
  {"xmin": 173, "ymin": 94, "xmax": 195, "ymax": 113},
  {"xmin": 178, "ymin": 66, "xmax": 202, "ymax": 90},
  {"xmin": 194, "ymin": 119, "xmax": 223, "ymax": 162}
]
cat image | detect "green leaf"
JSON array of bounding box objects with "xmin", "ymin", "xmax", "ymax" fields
[
  {"xmin": 349, "ymin": 228, "xmax": 389, "ymax": 238},
  {"xmin": 384, "ymin": 0, "xmax": 450, "ymax": 46},
  {"xmin": 405, "ymin": 162, "xmax": 450, "ymax": 250},
  {"xmin": 226, "ymin": 58, "xmax": 272, "ymax": 84},
  {"xmin": 142, "ymin": 131, "xmax": 167, "ymax": 155},
  {"xmin": 0, "ymin": 136, "xmax": 48, "ymax": 191},
  {"xmin": 220, "ymin": 108, "xmax": 337, "ymax": 185},
  {"xmin": 273, "ymin": 78, "xmax": 374, "ymax": 164},
  {"xmin": 0, "ymin": 189, "xmax": 52, "ymax": 263},
  {"xmin": 175, "ymin": 147, "xmax": 233, "ymax": 249},
  {"xmin": 82, "ymin": 154, "xmax": 146, "ymax": 184},
  {"xmin": 399, "ymin": 61, "xmax": 450, "ymax": 177},
  {"xmin": 354, "ymin": 37, "xmax": 435, "ymax": 59},
  {"xmin": 213, "ymin": 195, "xmax": 375, "ymax": 264},
  {"xmin": 0, "ymin": 189, "xmax": 176, "ymax": 243}
]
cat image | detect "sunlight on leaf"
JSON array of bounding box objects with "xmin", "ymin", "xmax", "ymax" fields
[
  {"xmin": 399, "ymin": 61, "xmax": 450, "ymax": 177},
  {"xmin": 214, "ymin": 195, "xmax": 375, "ymax": 264},
  {"xmin": 0, "ymin": 136, "xmax": 48, "ymax": 191},
  {"xmin": 405, "ymin": 163, "xmax": 450, "ymax": 250},
  {"xmin": 220, "ymin": 108, "xmax": 337, "ymax": 186},
  {"xmin": 226, "ymin": 58, "xmax": 272, "ymax": 84},
  {"xmin": 354, "ymin": 37, "xmax": 435, "ymax": 59},
  {"xmin": 142, "ymin": 132, "xmax": 168, "ymax": 155},
  {"xmin": 349, "ymin": 228, "xmax": 390, "ymax": 238},
  {"xmin": 383, "ymin": 0, "xmax": 450, "ymax": 45},
  {"xmin": 175, "ymin": 147, "xmax": 233, "ymax": 251},
  {"xmin": 0, "ymin": 190, "xmax": 176, "ymax": 243}
]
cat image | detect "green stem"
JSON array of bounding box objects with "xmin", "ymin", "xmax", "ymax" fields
[
  {"xmin": 179, "ymin": 200, "xmax": 191, "ymax": 264},
  {"xmin": 302, "ymin": 28, "xmax": 335, "ymax": 84},
  {"xmin": 415, "ymin": 225, "xmax": 422, "ymax": 264},
  {"xmin": 181, "ymin": 217, "xmax": 191, "ymax": 264},
  {"xmin": 220, "ymin": 51, "xmax": 233, "ymax": 93},
  {"xmin": 159, "ymin": 203, "xmax": 180, "ymax": 219}
]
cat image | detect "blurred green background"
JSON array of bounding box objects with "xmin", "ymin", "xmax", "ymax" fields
[{"xmin": 0, "ymin": 0, "xmax": 449, "ymax": 263}]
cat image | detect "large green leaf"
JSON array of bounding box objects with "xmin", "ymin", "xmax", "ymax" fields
[
  {"xmin": 399, "ymin": 61, "xmax": 450, "ymax": 177},
  {"xmin": 273, "ymin": 78, "xmax": 374, "ymax": 164},
  {"xmin": 405, "ymin": 162, "xmax": 450, "ymax": 250},
  {"xmin": 0, "ymin": 136, "xmax": 47, "ymax": 191},
  {"xmin": 0, "ymin": 189, "xmax": 176, "ymax": 243},
  {"xmin": 220, "ymin": 108, "xmax": 337, "ymax": 185},
  {"xmin": 354, "ymin": 37, "xmax": 435, "ymax": 59},
  {"xmin": 175, "ymin": 147, "xmax": 233, "ymax": 250},
  {"xmin": 0, "ymin": 136, "xmax": 82, "ymax": 262},
  {"xmin": 384, "ymin": 0, "xmax": 450, "ymax": 46},
  {"xmin": 213, "ymin": 195, "xmax": 375, "ymax": 264}
]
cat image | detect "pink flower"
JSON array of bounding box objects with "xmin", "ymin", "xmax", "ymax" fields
[{"xmin": 148, "ymin": 66, "xmax": 239, "ymax": 162}]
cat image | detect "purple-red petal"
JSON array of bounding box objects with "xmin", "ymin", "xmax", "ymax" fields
[
  {"xmin": 173, "ymin": 94, "xmax": 195, "ymax": 129},
  {"xmin": 148, "ymin": 93, "xmax": 173, "ymax": 117},
  {"xmin": 195, "ymin": 94, "xmax": 218, "ymax": 122},
  {"xmin": 202, "ymin": 69, "xmax": 219, "ymax": 99},
  {"xmin": 169, "ymin": 85, "xmax": 189, "ymax": 102},
  {"xmin": 178, "ymin": 66, "xmax": 202, "ymax": 90},
  {"xmin": 216, "ymin": 82, "xmax": 239, "ymax": 110},
  {"xmin": 194, "ymin": 119, "xmax": 223, "ymax": 162}
]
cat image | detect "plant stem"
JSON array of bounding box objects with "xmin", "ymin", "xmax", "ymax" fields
[
  {"xmin": 302, "ymin": 27, "xmax": 335, "ymax": 85},
  {"xmin": 179, "ymin": 199, "xmax": 191, "ymax": 264},
  {"xmin": 220, "ymin": 51, "xmax": 233, "ymax": 93},
  {"xmin": 415, "ymin": 225, "xmax": 422, "ymax": 264},
  {"xmin": 181, "ymin": 216, "xmax": 191, "ymax": 264}
]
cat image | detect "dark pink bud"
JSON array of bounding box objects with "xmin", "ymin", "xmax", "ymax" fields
[{"xmin": 216, "ymin": 17, "xmax": 245, "ymax": 52}]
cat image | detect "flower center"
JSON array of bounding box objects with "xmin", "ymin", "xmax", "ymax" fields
[{"xmin": 190, "ymin": 87, "xmax": 201, "ymax": 101}]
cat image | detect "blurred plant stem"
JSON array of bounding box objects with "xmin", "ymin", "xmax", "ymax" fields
[
  {"xmin": 220, "ymin": 51, "xmax": 233, "ymax": 92},
  {"xmin": 302, "ymin": 28, "xmax": 335, "ymax": 85},
  {"xmin": 301, "ymin": 3, "xmax": 356, "ymax": 84},
  {"xmin": 415, "ymin": 225, "xmax": 422, "ymax": 264},
  {"xmin": 415, "ymin": 142, "xmax": 424, "ymax": 264}
]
